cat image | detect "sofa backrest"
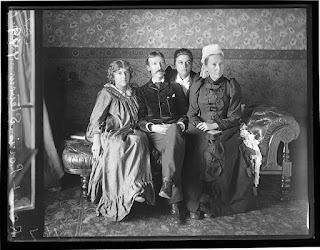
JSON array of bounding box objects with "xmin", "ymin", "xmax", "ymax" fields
[{"xmin": 44, "ymin": 47, "xmax": 307, "ymax": 135}]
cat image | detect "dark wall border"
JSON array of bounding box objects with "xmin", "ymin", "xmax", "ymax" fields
[{"xmin": 45, "ymin": 48, "xmax": 307, "ymax": 60}]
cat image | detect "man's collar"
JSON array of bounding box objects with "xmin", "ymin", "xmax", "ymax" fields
[
  {"xmin": 148, "ymin": 78, "xmax": 168, "ymax": 90},
  {"xmin": 151, "ymin": 78, "xmax": 165, "ymax": 84},
  {"xmin": 176, "ymin": 74, "xmax": 190, "ymax": 83}
]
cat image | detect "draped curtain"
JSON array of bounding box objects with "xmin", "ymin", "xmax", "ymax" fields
[{"xmin": 8, "ymin": 10, "xmax": 64, "ymax": 192}]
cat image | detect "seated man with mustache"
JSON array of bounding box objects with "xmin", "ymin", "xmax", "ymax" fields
[{"xmin": 137, "ymin": 51, "xmax": 188, "ymax": 223}]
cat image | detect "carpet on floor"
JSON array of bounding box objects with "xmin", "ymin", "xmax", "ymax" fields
[{"xmin": 44, "ymin": 174, "xmax": 309, "ymax": 238}]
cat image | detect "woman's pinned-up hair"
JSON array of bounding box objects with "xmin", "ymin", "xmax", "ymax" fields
[
  {"xmin": 173, "ymin": 48, "xmax": 194, "ymax": 64},
  {"xmin": 107, "ymin": 59, "xmax": 133, "ymax": 84}
]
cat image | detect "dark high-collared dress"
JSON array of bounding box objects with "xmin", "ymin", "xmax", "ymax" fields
[{"xmin": 184, "ymin": 75, "xmax": 257, "ymax": 216}]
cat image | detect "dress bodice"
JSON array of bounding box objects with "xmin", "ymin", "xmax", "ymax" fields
[
  {"xmin": 86, "ymin": 84, "xmax": 139, "ymax": 140},
  {"xmin": 188, "ymin": 76, "xmax": 242, "ymax": 130},
  {"xmin": 197, "ymin": 76, "xmax": 229, "ymax": 123}
]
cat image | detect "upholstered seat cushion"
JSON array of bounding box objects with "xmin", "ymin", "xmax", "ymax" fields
[
  {"xmin": 61, "ymin": 137, "xmax": 163, "ymax": 198},
  {"xmin": 62, "ymin": 138, "xmax": 162, "ymax": 176},
  {"xmin": 241, "ymin": 105, "xmax": 300, "ymax": 156},
  {"xmin": 62, "ymin": 139, "xmax": 93, "ymax": 176}
]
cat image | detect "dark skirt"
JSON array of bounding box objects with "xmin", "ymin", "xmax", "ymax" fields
[{"xmin": 182, "ymin": 124, "xmax": 257, "ymax": 216}]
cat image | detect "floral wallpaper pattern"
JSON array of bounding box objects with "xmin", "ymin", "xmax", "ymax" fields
[{"xmin": 43, "ymin": 8, "xmax": 307, "ymax": 49}]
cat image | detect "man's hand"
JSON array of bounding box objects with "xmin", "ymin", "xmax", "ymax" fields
[
  {"xmin": 196, "ymin": 122, "xmax": 219, "ymax": 132},
  {"xmin": 151, "ymin": 124, "xmax": 170, "ymax": 135},
  {"xmin": 177, "ymin": 122, "xmax": 185, "ymax": 132}
]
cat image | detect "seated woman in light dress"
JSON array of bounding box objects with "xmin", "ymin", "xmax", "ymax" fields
[{"xmin": 86, "ymin": 59, "xmax": 155, "ymax": 222}]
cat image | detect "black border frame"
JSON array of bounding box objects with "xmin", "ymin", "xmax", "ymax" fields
[{"xmin": 1, "ymin": 0, "xmax": 319, "ymax": 249}]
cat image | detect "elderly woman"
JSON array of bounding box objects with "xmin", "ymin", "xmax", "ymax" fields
[
  {"xmin": 86, "ymin": 59, "xmax": 155, "ymax": 222},
  {"xmin": 183, "ymin": 44, "xmax": 257, "ymax": 219}
]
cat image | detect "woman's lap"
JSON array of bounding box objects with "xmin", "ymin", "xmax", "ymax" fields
[
  {"xmin": 183, "ymin": 124, "xmax": 256, "ymax": 215},
  {"xmin": 88, "ymin": 129, "xmax": 155, "ymax": 221}
]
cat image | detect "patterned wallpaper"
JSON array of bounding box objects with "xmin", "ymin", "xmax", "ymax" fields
[
  {"xmin": 43, "ymin": 8, "xmax": 307, "ymax": 49},
  {"xmin": 42, "ymin": 8, "xmax": 308, "ymax": 135}
]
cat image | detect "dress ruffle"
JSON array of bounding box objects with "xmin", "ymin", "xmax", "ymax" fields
[
  {"xmin": 86, "ymin": 87, "xmax": 155, "ymax": 222},
  {"xmin": 96, "ymin": 180, "xmax": 155, "ymax": 221}
]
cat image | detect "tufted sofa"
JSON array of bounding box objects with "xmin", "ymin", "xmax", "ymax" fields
[
  {"xmin": 240, "ymin": 105, "xmax": 300, "ymax": 200},
  {"xmin": 62, "ymin": 104, "xmax": 300, "ymax": 201}
]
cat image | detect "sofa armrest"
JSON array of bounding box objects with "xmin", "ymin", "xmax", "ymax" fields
[{"xmin": 241, "ymin": 105, "xmax": 300, "ymax": 156}]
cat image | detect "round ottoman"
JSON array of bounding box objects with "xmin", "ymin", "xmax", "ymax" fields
[{"xmin": 62, "ymin": 139, "xmax": 93, "ymax": 198}]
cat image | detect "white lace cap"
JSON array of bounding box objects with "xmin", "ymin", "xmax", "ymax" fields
[{"xmin": 200, "ymin": 44, "xmax": 224, "ymax": 78}]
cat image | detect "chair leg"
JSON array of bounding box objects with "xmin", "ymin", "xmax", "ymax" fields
[
  {"xmin": 281, "ymin": 143, "xmax": 292, "ymax": 201},
  {"xmin": 80, "ymin": 175, "xmax": 89, "ymax": 198}
]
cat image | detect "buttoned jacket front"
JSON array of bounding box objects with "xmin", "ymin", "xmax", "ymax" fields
[
  {"xmin": 165, "ymin": 66, "xmax": 201, "ymax": 104},
  {"xmin": 137, "ymin": 78, "xmax": 188, "ymax": 133}
]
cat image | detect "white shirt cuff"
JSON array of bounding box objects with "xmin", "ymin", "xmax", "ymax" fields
[
  {"xmin": 177, "ymin": 122, "xmax": 185, "ymax": 132},
  {"xmin": 146, "ymin": 122, "xmax": 154, "ymax": 132}
]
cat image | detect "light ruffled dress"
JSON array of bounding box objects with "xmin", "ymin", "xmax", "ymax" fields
[{"xmin": 86, "ymin": 83, "xmax": 155, "ymax": 221}]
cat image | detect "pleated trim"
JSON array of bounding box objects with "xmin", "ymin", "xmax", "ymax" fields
[
  {"xmin": 88, "ymin": 179, "xmax": 102, "ymax": 204},
  {"xmin": 87, "ymin": 160, "xmax": 103, "ymax": 204}
]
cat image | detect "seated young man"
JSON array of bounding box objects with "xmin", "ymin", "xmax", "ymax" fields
[
  {"xmin": 137, "ymin": 51, "xmax": 188, "ymax": 222},
  {"xmin": 165, "ymin": 48, "xmax": 201, "ymax": 102}
]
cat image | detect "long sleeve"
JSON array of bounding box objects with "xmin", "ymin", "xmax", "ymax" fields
[
  {"xmin": 187, "ymin": 78, "xmax": 204, "ymax": 126},
  {"xmin": 137, "ymin": 81, "xmax": 189, "ymax": 131},
  {"xmin": 136, "ymin": 87, "xmax": 150, "ymax": 133},
  {"xmin": 215, "ymin": 78, "xmax": 242, "ymax": 130},
  {"xmin": 172, "ymin": 82, "xmax": 189, "ymax": 128},
  {"xmin": 86, "ymin": 88, "xmax": 112, "ymax": 142}
]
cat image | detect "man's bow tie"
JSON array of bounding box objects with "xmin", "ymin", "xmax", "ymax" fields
[{"xmin": 154, "ymin": 82, "xmax": 162, "ymax": 88}]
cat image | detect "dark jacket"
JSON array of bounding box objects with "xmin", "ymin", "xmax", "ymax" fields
[
  {"xmin": 165, "ymin": 66, "xmax": 201, "ymax": 104},
  {"xmin": 137, "ymin": 77, "xmax": 188, "ymax": 133}
]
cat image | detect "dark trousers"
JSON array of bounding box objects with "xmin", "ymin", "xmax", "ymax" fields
[{"xmin": 147, "ymin": 123, "xmax": 185, "ymax": 204}]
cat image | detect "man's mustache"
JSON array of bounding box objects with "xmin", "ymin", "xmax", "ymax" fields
[{"xmin": 156, "ymin": 69, "xmax": 165, "ymax": 73}]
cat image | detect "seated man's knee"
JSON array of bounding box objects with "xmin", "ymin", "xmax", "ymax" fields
[{"xmin": 168, "ymin": 123, "xmax": 183, "ymax": 135}]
